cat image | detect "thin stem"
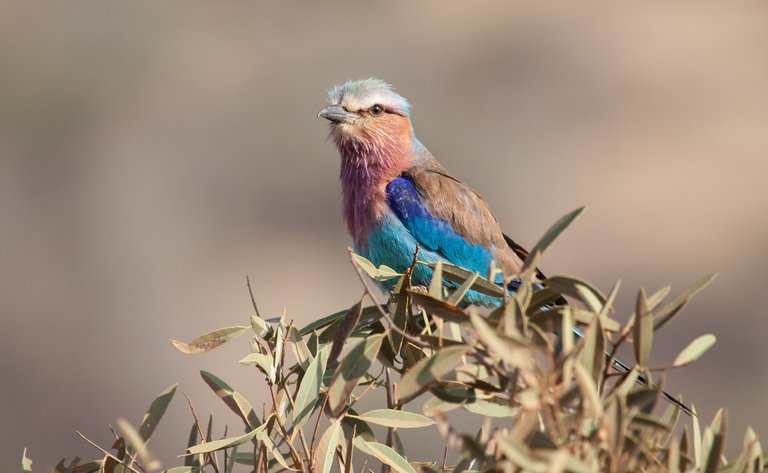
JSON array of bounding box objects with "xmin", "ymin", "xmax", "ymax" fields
[
  {"xmin": 348, "ymin": 248, "xmax": 430, "ymax": 349},
  {"xmin": 75, "ymin": 431, "xmax": 141, "ymax": 473}
]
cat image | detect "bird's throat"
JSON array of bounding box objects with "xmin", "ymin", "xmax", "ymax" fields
[{"xmin": 338, "ymin": 144, "xmax": 410, "ymax": 249}]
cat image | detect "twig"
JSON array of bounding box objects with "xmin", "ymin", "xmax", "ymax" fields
[
  {"xmin": 75, "ymin": 431, "xmax": 141, "ymax": 473},
  {"xmin": 268, "ymin": 384, "xmax": 305, "ymax": 472},
  {"xmin": 348, "ymin": 248, "xmax": 430, "ymax": 349},
  {"xmin": 246, "ymin": 275, "xmax": 262, "ymax": 318},
  {"xmin": 182, "ymin": 391, "xmax": 221, "ymax": 473},
  {"xmin": 310, "ymin": 394, "xmax": 330, "ymax": 458}
]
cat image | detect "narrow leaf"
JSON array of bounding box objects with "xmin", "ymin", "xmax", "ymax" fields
[
  {"xmin": 351, "ymin": 253, "xmax": 402, "ymax": 281},
  {"xmin": 349, "ymin": 409, "xmax": 435, "ymax": 429},
  {"xmin": 200, "ymin": 371, "xmax": 259, "ymax": 429},
  {"xmin": 186, "ymin": 426, "xmax": 261, "ymax": 455},
  {"xmin": 316, "ymin": 420, "xmax": 342, "ymax": 473},
  {"xmin": 425, "ymin": 262, "xmax": 505, "ymax": 297},
  {"xmin": 672, "ymin": 335, "xmax": 716, "ymax": 367},
  {"xmin": 170, "ymin": 326, "xmax": 250, "ymax": 355},
  {"xmin": 521, "ymin": 207, "xmax": 585, "ymax": 274},
  {"xmin": 634, "ymin": 288, "xmax": 653, "ymax": 367},
  {"xmin": 293, "ymin": 344, "xmax": 331, "ymax": 430},
  {"xmin": 654, "ymin": 274, "xmax": 717, "ymax": 331},
  {"xmin": 327, "ymin": 333, "xmax": 385, "ymax": 416},
  {"xmin": 396, "ymin": 344, "xmax": 470, "ymax": 403},
  {"xmin": 138, "ymin": 383, "xmax": 177, "ymax": 441},
  {"xmin": 22, "ymin": 448, "xmax": 32, "ymax": 473},
  {"xmin": 364, "ymin": 442, "xmax": 418, "ymax": 473}
]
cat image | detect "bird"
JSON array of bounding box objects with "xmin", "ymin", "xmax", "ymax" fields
[
  {"xmin": 318, "ymin": 78, "xmax": 692, "ymax": 416},
  {"xmin": 317, "ymin": 78, "xmax": 533, "ymax": 306}
]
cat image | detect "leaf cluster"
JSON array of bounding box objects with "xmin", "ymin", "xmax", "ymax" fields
[{"xmin": 26, "ymin": 209, "xmax": 765, "ymax": 473}]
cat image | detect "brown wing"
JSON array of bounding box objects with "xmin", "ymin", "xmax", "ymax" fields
[{"xmin": 403, "ymin": 158, "xmax": 525, "ymax": 276}]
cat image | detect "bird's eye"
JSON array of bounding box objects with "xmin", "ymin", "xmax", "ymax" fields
[{"xmin": 369, "ymin": 104, "xmax": 384, "ymax": 116}]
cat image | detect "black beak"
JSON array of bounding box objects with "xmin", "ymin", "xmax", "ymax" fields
[{"xmin": 317, "ymin": 105, "xmax": 358, "ymax": 124}]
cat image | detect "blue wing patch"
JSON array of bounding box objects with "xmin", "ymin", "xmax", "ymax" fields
[{"xmin": 385, "ymin": 177, "xmax": 492, "ymax": 276}]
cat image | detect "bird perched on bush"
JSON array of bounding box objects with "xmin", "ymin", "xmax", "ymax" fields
[
  {"xmin": 318, "ymin": 78, "xmax": 538, "ymax": 305},
  {"xmin": 318, "ymin": 79, "xmax": 693, "ymax": 415}
]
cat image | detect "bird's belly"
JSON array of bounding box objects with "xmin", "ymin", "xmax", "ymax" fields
[{"xmin": 359, "ymin": 212, "xmax": 500, "ymax": 307}]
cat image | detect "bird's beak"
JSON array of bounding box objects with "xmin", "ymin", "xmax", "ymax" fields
[{"xmin": 317, "ymin": 105, "xmax": 358, "ymax": 124}]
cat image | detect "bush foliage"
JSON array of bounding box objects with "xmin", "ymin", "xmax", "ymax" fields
[{"xmin": 27, "ymin": 209, "xmax": 765, "ymax": 473}]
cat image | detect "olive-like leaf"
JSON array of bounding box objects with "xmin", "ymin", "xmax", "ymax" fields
[
  {"xmin": 672, "ymin": 335, "xmax": 716, "ymax": 368},
  {"xmin": 470, "ymin": 312, "xmax": 531, "ymax": 370},
  {"xmin": 408, "ymin": 290, "xmax": 469, "ymax": 324},
  {"xmin": 200, "ymin": 371, "xmax": 259, "ymax": 430},
  {"xmin": 396, "ymin": 344, "xmax": 470, "ymax": 404},
  {"xmin": 348, "ymin": 409, "xmax": 435, "ymax": 429},
  {"xmin": 22, "ymin": 448, "xmax": 32, "ymax": 473},
  {"xmin": 138, "ymin": 383, "xmax": 177, "ymax": 441},
  {"xmin": 521, "ymin": 207, "xmax": 585, "ymax": 275},
  {"xmin": 654, "ymin": 274, "xmax": 717, "ymax": 331},
  {"xmin": 327, "ymin": 333, "xmax": 385, "ymax": 416},
  {"xmin": 351, "ymin": 253, "xmax": 402, "ymax": 281},
  {"xmin": 316, "ymin": 419, "xmax": 342, "ymax": 473},
  {"xmin": 293, "ymin": 345, "xmax": 331, "ymax": 430},
  {"xmin": 170, "ymin": 326, "xmax": 250, "ymax": 355},
  {"xmin": 186, "ymin": 426, "xmax": 261, "ymax": 455},
  {"xmin": 118, "ymin": 418, "xmax": 158, "ymax": 470},
  {"xmin": 364, "ymin": 442, "xmax": 418, "ymax": 473},
  {"xmin": 329, "ymin": 300, "xmax": 364, "ymax": 364},
  {"xmin": 634, "ymin": 288, "xmax": 653, "ymax": 367},
  {"xmin": 545, "ymin": 275, "xmax": 606, "ymax": 313},
  {"xmin": 424, "ymin": 262, "xmax": 505, "ymax": 297}
]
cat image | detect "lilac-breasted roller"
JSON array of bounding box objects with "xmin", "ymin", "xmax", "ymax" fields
[
  {"xmin": 318, "ymin": 78, "xmax": 536, "ymax": 306},
  {"xmin": 317, "ymin": 79, "xmax": 692, "ymax": 414}
]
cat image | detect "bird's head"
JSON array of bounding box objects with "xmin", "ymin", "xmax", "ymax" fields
[{"xmin": 318, "ymin": 79, "xmax": 414, "ymax": 162}]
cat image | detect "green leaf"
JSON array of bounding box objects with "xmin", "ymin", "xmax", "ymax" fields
[
  {"xmin": 316, "ymin": 419, "xmax": 342, "ymax": 473},
  {"xmin": 238, "ymin": 353, "xmax": 274, "ymax": 377},
  {"xmin": 329, "ymin": 300, "xmax": 364, "ymax": 364},
  {"xmin": 634, "ymin": 288, "xmax": 653, "ymax": 367},
  {"xmin": 293, "ymin": 344, "xmax": 331, "ymax": 430},
  {"xmin": 351, "ymin": 253, "xmax": 402, "ymax": 281},
  {"xmin": 578, "ymin": 317, "xmax": 605, "ymax": 385},
  {"xmin": 424, "ymin": 262, "xmax": 505, "ymax": 298},
  {"xmin": 521, "ymin": 207, "xmax": 585, "ymax": 275},
  {"xmin": 22, "ymin": 448, "xmax": 32, "ymax": 473},
  {"xmin": 186, "ymin": 426, "xmax": 261, "ymax": 455},
  {"xmin": 429, "ymin": 261, "xmax": 444, "ymax": 298},
  {"xmin": 287, "ymin": 325, "xmax": 312, "ymax": 370},
  {"xmin": 654, "ymin": 274, "xmax": 717, "ymax": 331},
  {"xmin": 470, "ymin": 312, "xmax": 531, "ymax": 370},
  {"xmin": 396, "ymin": 344, "xmax": 470, "ymax": 404},
  {"xmin": 349, "ymin": 409, "xmax": 435, "ymax": 429},
  {"xmin": 463, "ymin": 398, "xmax": 519, "ymax": 418},
  {"xmin": 446, "ymin": 271, "xmax": 480, "ymax": 306},
  {"xmin": 138, "ymin": 383, "xmax": 177, "ymax": 441},
  {"xmin": 545, "ymin": 275, "xmax": 606, "ymax": 313},
  {"xmin": 672, "ymin": 335, "xmax": 716, "ymax": 367},
  {"xmin": 327, "ymin": 333, "xmax": 385, "ymax": 416},
  {"xmin": 300, "ymin": 308, "xmax": 348, "ymax": 335},
  {"xmin": 118, "ymin": 418, "xmax": 159, "ymax": 471},
  {"xmin": 170, "ymin": 326, "xmax": 250, "ymax": 355},
  {"xmin": 250, "ymin": 314, "xmax": 273, "ymax": 339},
  {"xmin": 200, "ymin": 371, "xmax": 259, "ymax": 430},
  {"xmin": 408, "ymin": 290, "xmax": 469, "ymax": 324},
  {"xmin": 574, "ymin": 364, "xmax": 603, "ymax": 417},
  {"xmin": 364, "ymin": 442, "xmax": 418, "ymax": 473},
  {"xmin": 255, "ymin": 427, "xmax": 293, "ymax": 471}
]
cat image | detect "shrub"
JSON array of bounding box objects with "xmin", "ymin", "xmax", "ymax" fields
[{"xmin": 27, "ymin": 209, "xmax": 765, "ymax": 473}]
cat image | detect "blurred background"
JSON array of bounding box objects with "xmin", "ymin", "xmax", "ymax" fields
[{"xmin": 2, "ymin": 1, "xmax": 767, "ymax": 470}]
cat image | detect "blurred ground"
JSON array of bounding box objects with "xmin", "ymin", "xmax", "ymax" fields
[{"xmin": 1, "ymin": 1, "xmax": 767, "ymax": 470}]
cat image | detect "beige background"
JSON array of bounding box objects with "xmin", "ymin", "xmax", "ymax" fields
[{"xmin": 2, "ymin": 1, "xmax": 767, "ymax": 470}]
